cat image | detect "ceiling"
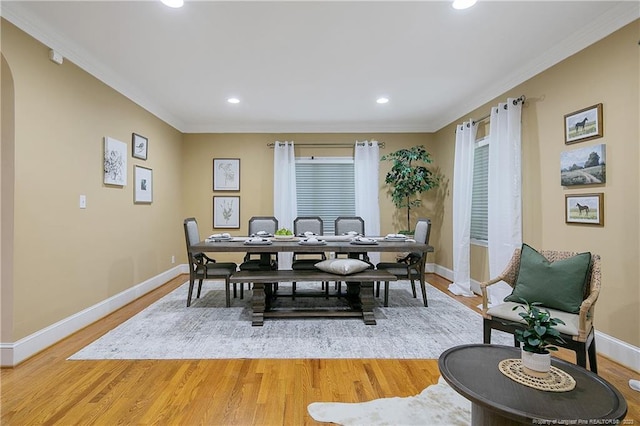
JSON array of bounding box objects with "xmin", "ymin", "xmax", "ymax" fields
[{"xmin": 2, "ymin": 1, "xmax": 638, "ymax": 133}]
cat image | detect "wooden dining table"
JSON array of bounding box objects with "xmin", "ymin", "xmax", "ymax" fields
[{"xmin": 190, "ymin": 236, "xmax": 434, "ymax": 324}]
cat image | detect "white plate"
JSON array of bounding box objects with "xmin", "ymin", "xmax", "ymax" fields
[
  {"xmin": 207, "ymin": 237, "xmax": 233, "ymax": 242},
  {"xmin": 383, "ymin": 237, "xmax": 408, "ymax": 242},
  {"xmin": 351, "ymin": 239, "xmax": 378, "ymax": 245},
  {"xmin": 244, "ymin": 240, "xmax": 273, "ymax": 245},
  {"xmin": 273, "ymin": 235, "xmax": 297, "ymax": 241},
  {"xmin": 299, "ymin": 240, "xmax": 327, "ymax": 246}
]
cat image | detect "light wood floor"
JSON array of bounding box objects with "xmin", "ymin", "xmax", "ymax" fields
[{"xmin": 2, "ymin": 274, "xmax": 638, "ymax": 425}]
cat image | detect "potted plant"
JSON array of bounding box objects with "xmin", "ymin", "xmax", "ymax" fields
[
  {"xmin": 512, "ymin": 299, "xmax": 566, "ymax": 376},
  {"xmin": 381, "ymin": 145, "xmax": 438, "ymax": 234}
]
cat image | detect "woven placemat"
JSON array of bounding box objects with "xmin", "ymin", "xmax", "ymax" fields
[{"xmin": 498, "ymin": 359, "xmax": 576, "ymax": 392}]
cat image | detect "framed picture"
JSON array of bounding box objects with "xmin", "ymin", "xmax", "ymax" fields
[
  {"xmin": 560, "ymin": 144, "xmax": 606, "ymax": 186},
  {"xmin": 565, "ymin": 193, "xmax": 604, "ymax": 226},
  {"xmin": 132, "ymin": 133, "xmax": 148, "ymax": 160},
  {"xmin": 213, "ymin": 196, "xmax": 240, "ymax": 228},
  {"xmin": 564, "ymin": 103, "xmax": 603, "ymax": 144},
  {"xmin": 104, "ymin": 136, "xmax": 127, "ymax": 186},
  {"xmin": 134, "ymin": 166, "xmax": 153, "ymax": 203},
  {"xmin": 213, "ymin": 158, "xmax": 240, "ymax": 191}
]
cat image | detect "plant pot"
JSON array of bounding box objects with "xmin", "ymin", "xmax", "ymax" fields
[{"xmin": 521, "ymin": 348, "xmax": 551, "ymax": 377}]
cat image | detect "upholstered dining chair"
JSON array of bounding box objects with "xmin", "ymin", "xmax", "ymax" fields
[
  {"xmin": 183, "ymin": 217, "xmax": 238, "ymax": 307},
  {"xmin": 481, "ymin": 245, "xmax": 601, "ymax": 373},
  {"xmin": 333, "ymin": 216, "xmax": 372, "ymax": 294},
  {"xmin": 239, "ymin": 216, "xmax": 279, "ymax": 271},
  {"xmin": 291, "ymin": 216, "xmax": 326, "ymax": 298},
  {"xmin": 375, "ymin": 218, "xmax": 432, "ymax": 307}
]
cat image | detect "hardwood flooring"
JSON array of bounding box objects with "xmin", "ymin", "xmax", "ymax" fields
[{"xmin": 2, "ymin": 274, "xmax": 638, "ymax": 425}]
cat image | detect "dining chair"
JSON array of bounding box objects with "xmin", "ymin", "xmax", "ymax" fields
[
  {"xmin": 333, "ymin": 216, "xmax": 372, "ymax": 294},
  {"xmin": 291, "ymin": 216, "xmax": 326, "ymax": 298},
  {"xmin": 239, "ymin": 216, "xmax": 279, "ymax": 270},
  {"xmin": 183, "ymin": 217, "xmax": 238, "ymax": 307},
  {"xmin": 375, "ymin": 218, "xmax": 432, "ymax": 307}
]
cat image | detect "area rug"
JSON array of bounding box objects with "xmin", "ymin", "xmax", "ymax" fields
[
  {"xmin": 69, "ymin": 280, "xmax": 510, "ymax": 360},
  {"xmin": 307, "ymin": 376, "xmax": 471, "ymax": 426}
]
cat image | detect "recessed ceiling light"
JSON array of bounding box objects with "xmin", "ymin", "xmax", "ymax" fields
[
  {"xmin": 376, "ymin": 97, "xmax": 389, "ymax": 104},
  {"xmin": 452, "ymin": 0, "xmax": 477, "ymax": 10},
  {"xmin": 161, "ymin": 0, "xmax": 184, "ymax": 8},
  {"xmin": 227, "ymin": 98, "xmax": 240, "ymax": 104}
]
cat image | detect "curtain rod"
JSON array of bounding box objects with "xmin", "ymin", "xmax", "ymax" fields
[
  {"xmin": 471, "ymin": 95, "xmax": 526, "ymax": 126},
  {"xmin": 267, "ymin": 142, "xmax": 385, "ymax": 149}
]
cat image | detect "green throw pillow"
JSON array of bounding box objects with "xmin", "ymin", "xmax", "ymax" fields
[{"xmin": 504, "ymin": 244, "xmax": 591, "ymax": 313}]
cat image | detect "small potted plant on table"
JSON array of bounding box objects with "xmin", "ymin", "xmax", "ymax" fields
[{"xmin": 513, "ymin": 299, "xmax": 566, "ymax": 377}]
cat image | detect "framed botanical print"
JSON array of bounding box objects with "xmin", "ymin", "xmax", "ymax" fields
[
  {"xmin": 213, "ymin": 158, "xmax": 240, "ymax": 191},
  {"xmin": 213, "ymin": 196, "xmax": 240, "ymax": 228},
  {"xmin": 104, "ymin": 136, "xmax": 127, "ymax": 186}
]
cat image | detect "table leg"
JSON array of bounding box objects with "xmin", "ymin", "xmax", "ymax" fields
[
  {"xmin": 360, "ymin": 281, "xmax": 376, "ymax": 325},
  {"xmin": 251, "ymin": 282, "xmax": 265, "ymax": 326},
  {"xmin": 471, "ymin": 403, "xmax": 523, "ymax": 426}
]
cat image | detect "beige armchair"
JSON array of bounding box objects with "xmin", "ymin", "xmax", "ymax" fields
[{"xmin": 481, "ymin": 247, "xmax": 601, "ymax": 373}]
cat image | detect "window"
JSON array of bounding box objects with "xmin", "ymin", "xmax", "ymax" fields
[
  {"xmin": 295, "ymin": 157, "xmax": 355, "ymax": 234},
  {"xmin": 471, "ymin": 137, "xmax": 489, "ymax": 243}
]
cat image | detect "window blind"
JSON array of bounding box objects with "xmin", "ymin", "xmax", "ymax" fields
[
  {"xmin": 295, "ymin": 159, "xmax": 355, "ymax": 234},
  {"xmin": 471, "ymin": 140, "xmax": 489, "ymax": 242}
]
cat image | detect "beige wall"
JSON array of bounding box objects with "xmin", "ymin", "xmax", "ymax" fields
[
  {"xmin": 2, "ymin": 16, "xmax": 638, "ymax": 351},
  {"xmin": 432, "ymin": 20, "xmax": 640, "ymax": 346},
  {"xmin": 1, "ymin": 20, "xmax": 185, "ymax": 340},
  {"xmin": 181, "ymin": 133, "xmax": 436, "ymax": 264}
]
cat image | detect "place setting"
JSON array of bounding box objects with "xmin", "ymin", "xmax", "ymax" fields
[
  {"xmin": 206, "ymin": 232, "xmax": 233, "ymax": 242},
  {"xmin": 298, "ymin": 235, "xmax": 327, "ymax": 245}
]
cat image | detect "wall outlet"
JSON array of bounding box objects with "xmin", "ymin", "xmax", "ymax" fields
[{"xmin": 171, "ymin": 255, "xmax": 175, "ymax": 264}]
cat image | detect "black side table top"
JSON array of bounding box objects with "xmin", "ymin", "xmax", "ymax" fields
[{"xmin": 438, "ymin": 344, "xmax": 627, "ymax": 424}]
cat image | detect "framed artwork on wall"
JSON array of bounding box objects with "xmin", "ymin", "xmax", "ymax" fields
[
  {"xmin": 213, "ymin": 196, "xmax": 240, "ymax": 228},
  {"xmin": 565, "ymin": 193, "xmax": 604, "ymax": 226},
  {"xmin": 134, "ymin": 166, "xmax": 153, "ymax": 203},
  {"xmin": 560, "ymin": 144, "xmax": 606, "ymax": 186},
  {"xmin": 132, "ymin": 133, "xmax": 148, "ymax": 160},
  {"xmin": 103, "ymin": 136, "xmax": 127, "ymax": 186},
  {"xmin": 564, "ymin": 103, "xmax": 603, "ymax": 144},
  {"xmin": 213, "ymin": 158, "xmax": 240, "ymax": 191}
]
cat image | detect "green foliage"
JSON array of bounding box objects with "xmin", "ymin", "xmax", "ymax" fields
[
  {"xmin": 584, "ymin": 151, "xmax": 601, "ymax": 168},
  {"xmin": 381, "ymin": 146, "xmax": 438, "ymax": 232},
  {"xmin": 512, "ymin": 299, "xmax": 566, "ymax": 354},
  {"xmin": 275, "ymin": 228, "xmax": 293, "ymax": 236}
]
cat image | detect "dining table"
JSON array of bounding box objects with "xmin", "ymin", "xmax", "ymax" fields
[{"xmin": 190, "ymin": 235, "xmax": 434, "ymax": 324}]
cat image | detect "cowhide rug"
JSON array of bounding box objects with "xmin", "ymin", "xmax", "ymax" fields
[{"xmin": 307, "ymin": 377, "xmax": 471, "ymax": 426}]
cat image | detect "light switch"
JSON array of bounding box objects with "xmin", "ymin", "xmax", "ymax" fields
[{"xmin": 79, "ymin": 195, "xmax": 87, "ymax": 209}]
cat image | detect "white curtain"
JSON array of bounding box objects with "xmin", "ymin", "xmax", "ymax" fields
[
  {"xmin": 354, "ymin": 140, "xmax": 381, "ymax": 265},
  {"xmin": 273, "ymin": 141, "xmax": 297, "ymax": 270},
  {"xmin": 449, "ymin": 121, "xmax": 477, "ymax": 297},
  {"xmin": 487, "ymin": 98, "xmax": 523, "ymax": 305}
]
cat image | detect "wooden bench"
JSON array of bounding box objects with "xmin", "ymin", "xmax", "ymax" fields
[{"xmin": 229, "ymin": 270, "xmax": 397, "ymax": 326}]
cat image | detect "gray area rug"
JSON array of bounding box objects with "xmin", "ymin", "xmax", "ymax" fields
[
  {"xmin": 307, "ymin": 377, "xmax": 471, "ymax": 426},
  {"xmin": 69, "ymin": 280, "xmax": 511, "ymax": 360}
]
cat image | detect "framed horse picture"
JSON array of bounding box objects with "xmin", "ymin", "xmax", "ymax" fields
[
  {"xmin": 565, "ymin": 193, "xmax": 604, "ymax": 226},
  {"xmin": 564, "ymin": 103, "xmax": 603, "ymax": 144}
]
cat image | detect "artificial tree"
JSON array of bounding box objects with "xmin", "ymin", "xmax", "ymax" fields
[{"xmin": 381, "ymin": 145, "xmax": 438, "ymax": 233}]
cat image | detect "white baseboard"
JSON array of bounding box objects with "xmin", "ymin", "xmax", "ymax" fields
[
  {"xmin": 2, "ymin": 263, "xmax": 638, "ymax": 372},
  {"xmin": 0, "ymin": 264, "xmax": 188, "ymax": 367}
]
